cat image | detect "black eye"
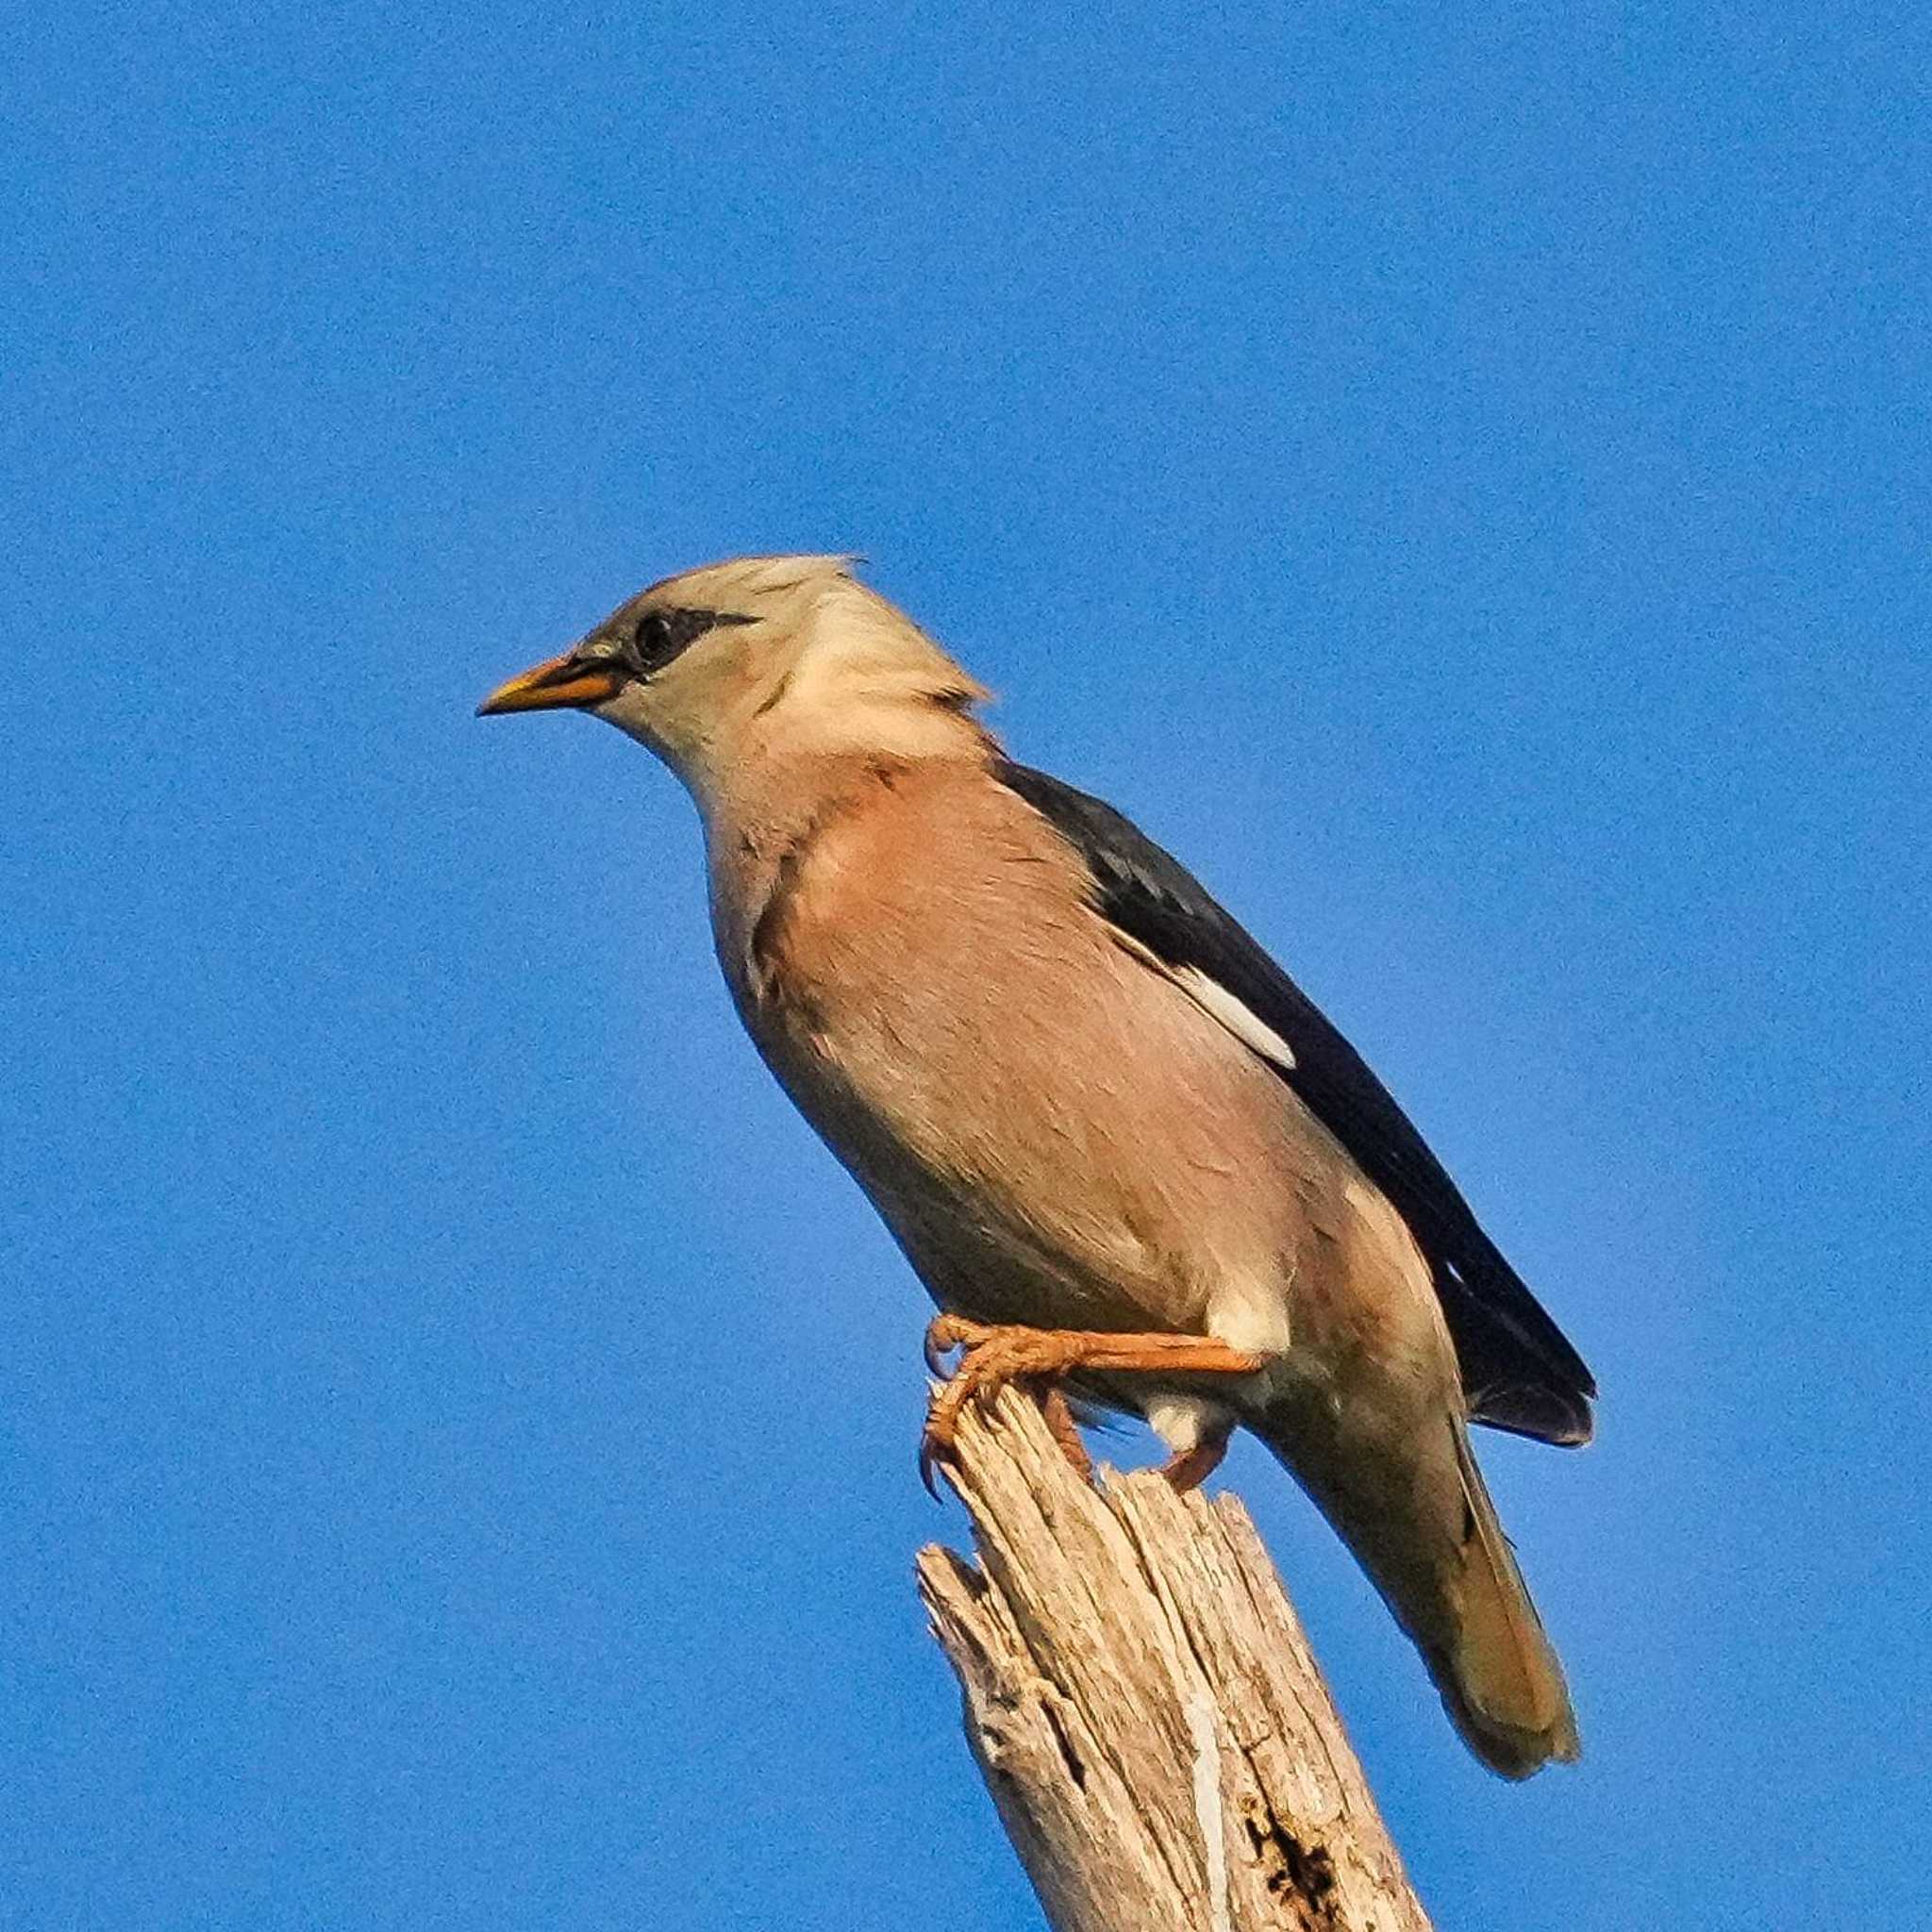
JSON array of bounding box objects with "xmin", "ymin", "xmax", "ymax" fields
[
  {"xmin": 632, "ymin": 610, "xmax": 676, "ymax": 669},
  {"xmin": 626, "ymin": 606, "xmax": 755, "ymax": 675}
]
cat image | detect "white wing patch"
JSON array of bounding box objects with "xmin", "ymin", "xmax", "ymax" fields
[
  {"xmin": 1106, "ymin": 924, "xmax": 1299, "ymax": 1074},
  {"xmin": 1171, "ymin": 963, "xmax": 1299, "ymax": 1074}
]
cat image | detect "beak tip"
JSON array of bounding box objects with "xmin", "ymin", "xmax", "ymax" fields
[{"xmin": 474, "ymin": 653, "xmax": 624, "ymax": 719}]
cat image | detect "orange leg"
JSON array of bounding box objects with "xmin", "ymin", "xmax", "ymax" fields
[
  {"xmin": 920, "ymin": 1314, "xmax": 1264, "ymax": 1495},
  {"xmin": 1158, "ymin": 1427, "xmax": 1232, "ymax": 1493}
]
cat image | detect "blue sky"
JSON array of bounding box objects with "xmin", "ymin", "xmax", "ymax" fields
[{"xmin": 5, "ymin": 3, "xmax": 1928, "ymax": 1925}]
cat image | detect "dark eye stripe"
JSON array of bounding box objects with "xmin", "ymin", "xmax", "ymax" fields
[{"xmin": 629, "ymin": 605, "xmax": 758, "ymax": 675}]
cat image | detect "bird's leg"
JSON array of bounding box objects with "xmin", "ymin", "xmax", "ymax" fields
[
  {"xmin": 1158, "ymin": 1425, "xmax": 1232, "ymax": 1493},
  {"xmin": 921, "ymin": 1314, "xmax": 1264, "ymax": 1495}
]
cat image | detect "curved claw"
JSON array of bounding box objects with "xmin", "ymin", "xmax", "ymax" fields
[
  {"xmin": 918, "ymin": 1434, "xmax": 946, "ymax": 1501},
  {"xmin": 923, "ymin": 1312, "xmax": 982, "ymax": 1377},
  {"xmin": 918, "ymin": 1397, "xmax": 961, "ymax": 1500},
  {"xmin": 923, "ymin": 1324, "xmax": 951, "ymax": 1379}
]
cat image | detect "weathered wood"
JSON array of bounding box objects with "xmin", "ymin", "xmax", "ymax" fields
[{"xmin": 916, "ymin": 1389, "xmax": 1432, "ymax": 1932}]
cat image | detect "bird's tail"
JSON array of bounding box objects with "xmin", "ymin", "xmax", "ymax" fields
[
  {"xmin": 1257, "ymin": 1413, "xmax": 1579, "ymax": 1779},
  {"xmin": 1428, "ymin": 1426, "xmax": 1579, "ymax": 1777}
]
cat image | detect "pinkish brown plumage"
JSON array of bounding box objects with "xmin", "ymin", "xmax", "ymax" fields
[{"xmin": 478, "ymin": 554, "xmax": 1591, "ymax": 1777}]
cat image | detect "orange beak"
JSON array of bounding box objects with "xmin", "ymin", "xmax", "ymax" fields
[{"xmin": 475, "ymin": 652, "xmax": 625, "ymax": 717}]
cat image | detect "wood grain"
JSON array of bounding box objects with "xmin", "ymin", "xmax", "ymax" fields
[{"xmin": 917, "ymin": 1389, "xmax": 1432, "ymax": 1932}]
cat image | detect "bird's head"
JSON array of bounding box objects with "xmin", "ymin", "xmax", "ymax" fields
[{"xmin": 476, "ymin": 554, "xmax": 990, "ymax": 804}]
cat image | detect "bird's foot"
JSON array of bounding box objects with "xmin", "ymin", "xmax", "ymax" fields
[
  {"xmin": 919, "ymin": 1315, "xmax": 1263, "ymax": 1497},
  {"xmin": 921, "ymin": 1316, "xmax": 1079, "ymax": 1493}
]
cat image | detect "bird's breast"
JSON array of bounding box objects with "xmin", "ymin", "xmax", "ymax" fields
[{"xmin": 706, "ymin": 757, "xmax": 1337, "ymax": 1336}]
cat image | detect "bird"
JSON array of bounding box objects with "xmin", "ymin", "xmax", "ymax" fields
[{"xmin": 477, "ymin": 553, "xmax": 1594, "ymax": 1778}]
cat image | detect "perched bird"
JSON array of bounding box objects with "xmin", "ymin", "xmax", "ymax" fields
[{"xmin": 478, "ymin": 554, "xmax": 1594, "ymax": 1777}]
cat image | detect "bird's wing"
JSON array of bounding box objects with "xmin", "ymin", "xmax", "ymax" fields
[{"xmin": 994, "ymin": 760, "xmax": 1596, "ymax": 1447}]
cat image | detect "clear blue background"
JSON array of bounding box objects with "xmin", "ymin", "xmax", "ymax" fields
[{"xmin": 5, "ymin": 5, "xmax": 1928, "ymax": 1926}]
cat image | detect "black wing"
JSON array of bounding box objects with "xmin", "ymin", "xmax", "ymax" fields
[{"xmin": 996, "ymin": 760, "xmax": 1596, "ymax": 1446}]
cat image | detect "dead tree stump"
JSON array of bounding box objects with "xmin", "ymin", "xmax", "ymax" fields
[{"xmin": 916, "ymin": 1388, "xmax": 1433, "ymax": 1932}]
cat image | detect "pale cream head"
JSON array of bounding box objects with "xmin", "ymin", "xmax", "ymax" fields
[{"xmin": 476, "ymin": 554, "xmax": 991, "ymax": 809}]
